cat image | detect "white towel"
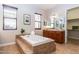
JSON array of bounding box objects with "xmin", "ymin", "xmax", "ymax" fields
[{"xmin": 31, "ymin": 31, "xmax": 35, "ymax": 35}]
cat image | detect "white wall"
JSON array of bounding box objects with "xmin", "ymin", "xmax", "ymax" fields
[
  {"xmin": 48, "ymin": 4, "xmax": 79, "ymax": 43},
  {"xmin": 0, "ymin": 4, "xmax": 47, "ymax": 44}
]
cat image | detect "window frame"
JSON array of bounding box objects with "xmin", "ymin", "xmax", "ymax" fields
[
  {"xmin": 3, "ymin": 4, "xmax": 18, "ymax": 30},
  {"xmin": 35, "ymin": 13, "xmax": 41, "ymax": 30}
]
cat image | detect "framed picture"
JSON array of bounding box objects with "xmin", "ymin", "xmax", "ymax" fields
[
  {"xmin": 43, "ymin": 20, "xmax": 47, "ymax": 26},
  {"xmin": 23, "ymin": 14, "xmax": 31, "ymax": 25}
]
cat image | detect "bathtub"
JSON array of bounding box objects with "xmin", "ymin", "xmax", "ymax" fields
[
  {"xmin": 16, "ymin": 35, "xmax": 56, "ymax": 54},
  {"xmin": 20, "ymin": 35, "xmax": 54, "ymax": 46}
]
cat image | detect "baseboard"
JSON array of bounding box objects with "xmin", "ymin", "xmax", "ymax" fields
[
  {"xmin": 68, "ymin": 37, "xmax": 79, "ymax": 40},
  {"xmin": 0, "ymin": 42, "xmax": 16, "ymax": 47}
]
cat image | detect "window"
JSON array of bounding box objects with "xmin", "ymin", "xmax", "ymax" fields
[
  {"xmin": 35, "ymin": 13, "xmax": 41, "ymax": 30},
  {"xmin": 3, "ymin": 5, "xmax": 17, "ymax": 30},
  {"xmin": 50, "ymin": 16, "xmax": 55, "ymax": 28}
]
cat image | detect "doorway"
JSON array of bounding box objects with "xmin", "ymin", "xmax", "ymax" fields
[{"xmin": 67, "ymin": 7, "xmax": 79, "ymax": 44}]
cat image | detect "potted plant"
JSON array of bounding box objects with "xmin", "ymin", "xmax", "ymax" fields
[{"xmin": 20, "ymin": 28, "xmax": 25, "ymax": 34}]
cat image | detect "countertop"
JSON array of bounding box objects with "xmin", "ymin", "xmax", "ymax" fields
[{"xmin": 43, "ymin": 28, "xmax": 65, "ymax": 31}]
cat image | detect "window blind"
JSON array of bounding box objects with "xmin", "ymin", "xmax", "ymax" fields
[{"xmin": 3, "ymin": 5, "xmax": 17, "ymax": 30}]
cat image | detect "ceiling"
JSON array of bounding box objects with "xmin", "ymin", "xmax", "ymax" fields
[
  {"xmin": 34, "ymin": 4, "xmax": 57, "ymax": 10},
  {"xmin": 25, "ymin": 4, "xmax": 57, "ymax": 11}
]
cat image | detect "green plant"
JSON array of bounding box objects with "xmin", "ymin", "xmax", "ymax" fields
[{"xmin": 21, "ymin": 28, "xmax": 25, "ymax": 34}]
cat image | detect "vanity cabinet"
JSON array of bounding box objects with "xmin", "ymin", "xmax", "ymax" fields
[{"xmin": 43, "ymin": 30, "xmax": 65, "ymax": 43}]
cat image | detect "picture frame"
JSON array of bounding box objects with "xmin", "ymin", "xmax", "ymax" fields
[
  {"xmin": 43, "ymin": 20, "xmax": 47, "ymax": 26},
  {"xmin": 23, "ymin": 14, "xmax": 31, "ymax": 25}
]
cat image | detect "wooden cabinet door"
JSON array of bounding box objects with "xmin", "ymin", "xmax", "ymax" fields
[
  {"xmin": 56, "ymin": 31, "xmax": 64, "ymax": 43},
  {"xmin": 50, "ymin": 31, "xmax": 56, "ymax": 40},
  {"xmin": 43, "ymin": 30, "xmax": 49, "ymax": 38},
  {"xmin": 43, "ymin": 30, "xmax": 65, "ymax": 43}
]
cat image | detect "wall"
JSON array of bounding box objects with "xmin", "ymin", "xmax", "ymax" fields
[
  {"xmin": 67, "ymin": 7, "xmax": 79, "ymax": 19},
  {"xmin": 0, "ymin": 4, "xmax": 47, "ymax": 44},
  {"xmin": 67, "ymin": 19, "xmax": 79, "ymax": 30},
  {"xmin": 48, "ymin": 4, "xmax": 79, "ymax": 43}
]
